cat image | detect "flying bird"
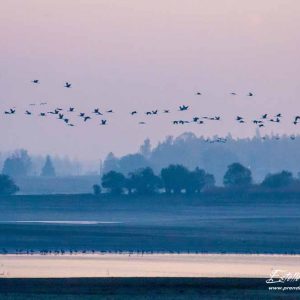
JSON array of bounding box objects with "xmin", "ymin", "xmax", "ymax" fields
[
  {"xmin": 93, "ymin": 109, "xmax": 102, "ymax": 115},
  {"xmin": 64, "ymin": 82, "xmax": 72, "ymax": 88},
  {"xmin": 179, "ymin": 105, "xmax": 189, "ymax": 111}
]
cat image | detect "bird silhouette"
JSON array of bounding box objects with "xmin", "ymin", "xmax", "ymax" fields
[
  {"xmin": 64, "ymin": 82, "xmax": 72, "ymax": 88},
  {"xmin": 196, "ymin": 92, "xmax": 202, "ymax": 95},
  {"xmin": 107, "ymin": 109, "xmax": 113, "ymax": 113},
  {"xmin": 248, "ymin": 92, "xmax": 254, "ymax": 96},
  {"xmin": 93, "ymin": 109, "xmax": 102, "ymax": 115},
  {"xmin": 25, "ymin": 111, "xmax": 32, "ymax": 115},
  {"xmin": 32, "ymin": 80, "xmax": 39, "ymax": 84},
  {"xmin": 152, "ymin": 110, "xmax": 158, "ymax": 115},
  {"xmin": 69, "ymin": 107, "xmax": 75, "ymax": 112},
  {"xmin": 163, "ymin": 110, "xmax": 170, "ymax": 113},
  {"xmin": 131, "ymin": 111, "xmax": 137, "ymax": 115},
  {"xmin": 179, "ymin": 105, "xmax": 189, "ymax": 111},
  {"xmin": 5, "ymin": 109, "xmax": 16, "ymax": 115},
  {"xmin": 100, "ymin": 119, "xmax": 107, "ymax": 125},
  {"xmin": 84, "ymin": 116, "xmax": 91, "ymax": 122}
]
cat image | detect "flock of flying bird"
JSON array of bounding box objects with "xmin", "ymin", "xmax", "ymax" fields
[{"xmin": 2, "ymin": 80, "xmax": 300, "ymax": 142}]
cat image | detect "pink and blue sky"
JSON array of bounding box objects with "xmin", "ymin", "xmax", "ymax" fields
[{"xmin": 1, "ymin": 0, "xmax": 300, "ymax": 159}]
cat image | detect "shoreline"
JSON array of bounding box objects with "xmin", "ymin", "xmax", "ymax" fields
[{"xmin": 0, "ymin": 253, "xmax": 299, "ymax": 279}]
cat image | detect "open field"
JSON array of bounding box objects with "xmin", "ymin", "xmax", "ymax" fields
[{"xmin": 0, "ymin": 194, "xmax": 300, "ymax": 254}]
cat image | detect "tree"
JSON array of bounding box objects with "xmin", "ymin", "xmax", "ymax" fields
[
  {"xmin": 101, "ymin": 171, "xmax": 125, "ymax": 194},
  {"xmin": 262, "ymin": 171, "xmax": 294, "ymax": 189},
  {"xmin": 203, "ymin": 173, "xmax": 216, "ymax": 190},
  {"xmin": 223, "ymin": 163, "xmax": 252, "ymax": 188},
  {"xmin": 2, "ymin": 150, "xmax": 32, "ymax": 177},
  {"xmin": 127, "ymin": 167, "xmax": 161, "ymax": 195},
  {"xmin": 93, "ymin": 184, "xmax": 101, "ymax": 195},
  {"xmin": 118, "ymin": 154, "xmax": 148, "ymax": 175},
  {"xmin": 139, "ymin": 138, "xmax": 152, "ymax": 158},
  {"xmin": 186, "ymin": 167, "xmax": 215, "ymax": 194},
  {"xmin": 161, "ymin": 164, "xmax": 190, "ymax": 194},
  {"xmin": 0, "ymin": 175, "xmax": 19, "ymax": 195},
  {"xmin": 103, "ymin": 152, "xmax": 119, "ymax": 174},
  {"xmin": 41, "ymin": 155, "xmax": 56, "ymax": 177}
]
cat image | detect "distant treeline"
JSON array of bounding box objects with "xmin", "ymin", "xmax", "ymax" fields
[
  {"xmin": 95, "ymin": 163, "xmax": 300, "ymax": 195},
  {"xmin": 3, "ymin": 132, "xmax": 300, "ymax": 182},
  {"xmin": 103, "ymin": 132, "xmax": 300, "ymax": 185},
  {"xmin": 0, "ymin": 150, "xmax": 90, "ymax": 177}
]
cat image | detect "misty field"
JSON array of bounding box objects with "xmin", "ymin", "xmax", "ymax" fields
[{"xmin": 0, "ymin": 193, "xmax": 299, "ymax": 254}]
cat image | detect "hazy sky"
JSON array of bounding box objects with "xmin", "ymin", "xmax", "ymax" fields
[{"xmin": 1, "ymin": 0, "xmax": 300, "ymax": 160}]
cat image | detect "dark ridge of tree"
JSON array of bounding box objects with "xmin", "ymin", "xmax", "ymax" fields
[
  {"xmin": 161, "ymin": 164, "xmax": 190, "ymax": 194},
  {"xmin": 223, "ymin": 163, "xmax": 252, "ymax": 188},
  {"xmin": 0, "ymin": 175, "xmax": 19, "ymax": 195},
  {"xmin": 41, "ymin": 155, "xmax": 56, "ymax": 177},
  {"xmin": 127, "ymin": 167, "xmax": 161, "ymax": 195},
  {"xmin": 186, "ymin": 167, "xmax": 215, "ymax": 194},
  {"xmin": 93, "ymin": 184, "xmax": 101, "ymax": 195},
  {"xmin": 101, "ymin": 171, "xmax": 125, "ymax": 194},
  {"xmin": 262, "ymin": 171, "xmax": 294, "ymax": 189},
  {"xmin": 2, "ymin": 149, "xmax": 32, "ymax": 177}
]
